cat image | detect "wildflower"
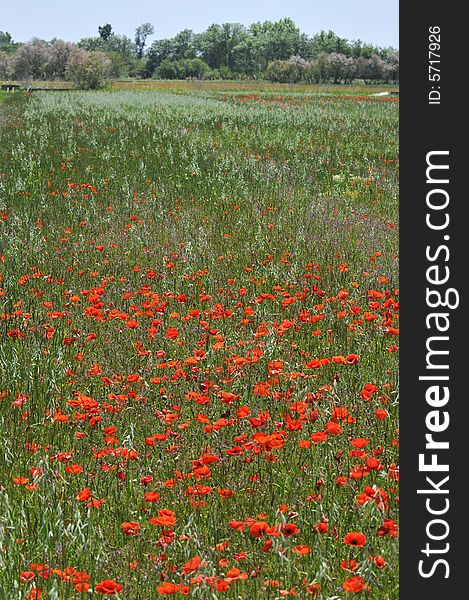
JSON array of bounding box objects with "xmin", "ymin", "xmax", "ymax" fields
[
  {"xmin": 343, "ymin": 532, "xmax": 367, "ymax": 547},
  {"xmin": 343, "ymin": 575, "xmax": 369, "ymax": 593},
  {"xmin": 95, "ymin": 579, "xmax": 123, "ymax": 594},
  {"xmin": 121, "ymin": 521, "xmax": 140, "ymax": 535}
]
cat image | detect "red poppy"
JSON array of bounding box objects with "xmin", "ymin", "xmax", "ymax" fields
[
  {"xmin": 282, "ymin": 523, "xmax": 300, "ymax": 536},
  {"xmin": 341, "ymin": 559, "xmax": 359, "ymax": 572},
  {"xmin": 156, "ymin": 582, "xmax": 182, "ymax": 594},
  {"xmin": 350, "ymin": 438, "xmax": 369, "ymax": 449},
  {"xmin": 150, "ymin": 509, "xmax": 176, "ymax": 527},
  {"xmin": 343, "ymin": 575, "xmax": 369, "ymax": 593},
  {"xmin": 95, "ymin": 579, "xmax": 123, "ymax": 594},
  {"xmin": 121, "ymin": 521, "xmax": 140, "ymax": 535},
  {"xmin": 76, "ymin": 488, "xmax": 91, "ymax": 501},
  {"xmin": 182, "ymin": 556, "xmax": 201, "ymax": 575},
  {"xmin": 20, "ymin": 571, "xmax": 35, "ymax": 583},
  {"xmin": 144, "ymin": 491, "xmax": 161, "ymax": 502},
  {"xmin": 292, "ymin": 545, "xmax": 311, "ymax": 555},
  {"xmin": 311, "ymin": 431, "xmax": 328, "ymax": 443},
  {"xmin": 65, "ymin": 464, "xmax": 83, "ymax": 474},
  {"xmin": 343, "ymin": 532, "xmax": 367, "ymax": 547},
  {"xmin": 165, "ymin": 328, "xmax": 179, "ymax": 340},
  {"xmin": 250, "ymin": 521, "xmax": 269, "ymax": 538}
]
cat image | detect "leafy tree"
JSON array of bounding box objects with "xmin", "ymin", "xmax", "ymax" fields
[
  {"xmin": 12, "ymin": 40, "xmax": 50, "ymax": 80},
  {"xmin": 135, "ymin": 22, "xmax": 154, "ymax": 59},
  {"xmin": 65, "ymin": 49, "xmax": 111, "ymax": 89},
  {"xmin": 77, "ymin": 37, "xmax": 104, "ymax": 52},
  {"xmin": 230, "ymin": 37, "xmax": 259, "ymax": 75},
  {"xmin": 157, "ymin": 57, "xmax": 210, "ymax": 79},
  {"xmin": 145, "ymin": 38, "xmax": 173, "ymax": 75},
  {"xmin": 44, "ymin": 40, "xmax": 76, "ymax": 79},
  {"xmin": 98, "ymin": 24, "xmax": 113, "ymax": 42},
  {"xmin": 0, "ymin": 31, "xmax": 13, "ymax": 47},
  {"xmin": 170, "ymin": 29, "xmax": 196, "ymax": 60},
  {"xmin": 0, "ymin": 51, "xmax": 13, "ymax": 78},
  {"xmin": 196, "ymin": 23, "xmax": 247, "ymax": 70},
  {"xmin": 145, "ymin": 30, "xmax": 195, "ymax": 76},
  {"xmin": 248, "ymin": 18, "xmax": 303, "ymax": 68},
  {"xmin": 309, "ymin": 30, "xmax": 351, "ymax": 57},
  {"xmin": 386, "ymin": 52, "xmax": 399, "ymax": 83}
]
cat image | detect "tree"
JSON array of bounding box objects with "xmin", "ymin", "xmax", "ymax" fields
[
  {"xmin": 248, "ymin": 18, "xmax": 303, "ymax": 68},
  {"xmin": 170, "ymin": 29, "xmax": 196, "ymax": 60},
  {"xmin": 44, "ymin": 40, "xmax": 76, "ymax": 79},
  {"xmin": 0, "ymin": 31, "xmax": 13, "ymax": 46},
  {"xmin": 98, "ymin": 24, "xmax": 113, "ymax": 42},
  {"xmin": 77, "ymin": 37, "xmax": 104, "ymax": 52},
  {"xmin": 135, "ymin": 22, "xmax": 154, "ymax": 59},
  {"xmin": 12, "ymin": 40, "xmax": 50, "ymax": 80},
  {"xmin": 309, "ymin": 30, "xmax": 351, "ymax": 57},
  {"xmin": 386, "ymin": 52, "xmax": 399, "ymax": 83},
  {"xmin": 157, "ymin": 57, "xmax": 210, "ymax": 79},
  {"xmin": 65, "ymin": 49, "xmax": 111, "ymax": 89},
  {"xmin": 0, "ymin": 51, "xmax": 13, "ymax": 78},
  {"xmin": 195, "ymin": 23, "xmax": 247, "ymax": 70},
  {"xmin": 145, "ymin": 30, "xmax": 195, "ymax": 77}
]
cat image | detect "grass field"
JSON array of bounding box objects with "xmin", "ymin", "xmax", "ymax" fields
[{"xmin": 0, "ymin": 85, "xmax": 399, "ymax": 599}]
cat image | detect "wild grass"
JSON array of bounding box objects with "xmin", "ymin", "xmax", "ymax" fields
[{"xmin": 0, "ymin": 87, "xmax": 398, "ymax": 599}]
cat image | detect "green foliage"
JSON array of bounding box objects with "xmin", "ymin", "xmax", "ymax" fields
[
  {"xmin": 3, "ymin": 19, "xmax": 398, "ymax": 83},
  {"xmin": 65, "ymin": 49, "xmax": 111, "ymax": 89},
  {"xmin": 134, "ymin": 22, "xmax": 155, "ymax": 59},
  {"xmin": 157, "ymin": 57, "xmax": 211, "ymax": 79},
  {"xmin": 98, "ymin": 24, "xmax": 113, "ymax": 42}
]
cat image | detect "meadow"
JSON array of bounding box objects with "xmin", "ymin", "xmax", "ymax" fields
[{"xmin": 0, "ymin": 84, "xmax": 399, "ymax": 599}]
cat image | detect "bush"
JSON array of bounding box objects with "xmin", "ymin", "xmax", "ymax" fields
[
  {"xmin": 156, "ymin": 57, "xmax": 211, "ymax": 79},
  {"xmin": 65, "ymin": 49, "xmax": 111, "ymax": 89}
]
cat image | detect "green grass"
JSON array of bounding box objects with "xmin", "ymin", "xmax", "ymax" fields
[{"xmin": 0, "ymin": 87, "xmax": 399, "ymax": 599}]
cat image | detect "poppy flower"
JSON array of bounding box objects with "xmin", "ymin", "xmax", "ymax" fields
[
  {"xmin": 13, "ymin": 476, "xmax": 29, "ymax": 485},
  {"xmin": 156, "ymin": 582, "xmax": 182, "ymax": 594},
  {"xmin": 165, "ymin": 328, "xmax": 179, "ymax": 340},
  {"xmin": 350, "ymin": 438, "xmax": 369, "ymax": 449},
  {"xmin": 291, "ymin": 545, "xmax": 311, "ymax": 555},
  {"xmin": 343, "ymin": 575, "xmax": 369, "ymax": 593},
  {"xmin": 225, "ymin": 568, "xmax": 248, "ymax": 582},
  {"xmin": 95, "ymin": 579, "xmax": 123, "ymax": 594},
  {"xmin": 149, "ymin": 509, "xmax": 176, "ymax": 527},
  {"xmin": 282, "ymin": 523, "xmax": 300, "ymax": 536},
  {"xmin": 182, "ymin": 556, "xmax": 202, "ymax": 574},
  {"xmin": 250, "ymin": 521, "xmax": 270, "ymax": 538},
  {"xmin": 371, "ymin": 555, "xmax": 386, "ymax": 568},
  {"xmin": 311, "ymin": 431, "xmax": 328, "ymax": 443},
  {"xmin": 144, "ymin": 491, "xmax": 161, "ymax": 502},
  {"xmin": 343, "ymin": 532, "xmax": 367, "ymax": 547},
  {"xmin": 65, "ymin": 464, "xmax": 83, "ymax": 474},
  {"xmin": 121, "ymin": 521, "xmax": 140, "ymax": 535},
  {"xmin": 20, "ymin": 571, "xmax": 35, "ymax": 583},
  {"xmin": 76, "ymin": 488, "xmax": 91, "ymax": 501},
  {"xmin": 341, "ymin": 559, "xmax": 359, "ymax": 572}
]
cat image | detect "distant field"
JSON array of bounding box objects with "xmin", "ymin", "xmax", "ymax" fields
[
  {"xmin": 0, "ymin": 78, "xmax": 399, "ymax": 95},
  {"xmin": 0, "ymin": 87, "xmax": 399, "ymax": 598},
  {"xmin": 111, "ymin": 79, "xmax": 399, "ymax": 95}
]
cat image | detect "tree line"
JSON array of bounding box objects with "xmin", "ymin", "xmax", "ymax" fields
[{"xmin": 0, "ymin": 20, "xmax": 398, "ymax": 88}]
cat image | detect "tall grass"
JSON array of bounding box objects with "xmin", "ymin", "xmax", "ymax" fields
[{"xmin": 0, "ymin": 88, "xmax": 398, "ymax": 599}]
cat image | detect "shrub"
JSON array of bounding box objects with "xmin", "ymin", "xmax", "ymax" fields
[
  {"xmin": 157, "ymin": 57, "xmax": 211, "ymax": 79},
  {"xmin": 65, "ymin": 49, "xmax": 111, "ymax": 89}
]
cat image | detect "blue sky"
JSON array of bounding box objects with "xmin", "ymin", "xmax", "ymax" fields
[{"xmin": 2, "ymin": 0, "xmax": 399, "ymax": 48}]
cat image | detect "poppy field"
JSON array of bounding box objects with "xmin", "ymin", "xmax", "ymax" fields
[{"xmin": 0, "ymin": 87, "xmax": 399, "ymax": 599}]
